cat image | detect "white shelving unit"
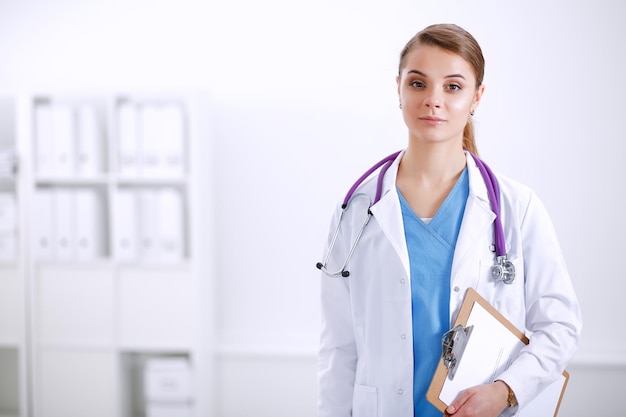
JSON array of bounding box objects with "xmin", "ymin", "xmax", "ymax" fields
[
  {"xmin": 0, "ymin": 95, "xmax": 25, "ymax": 417},
  {"xmin": 0, "ymin": 92, "xmax": 215, "ymax": 417}
]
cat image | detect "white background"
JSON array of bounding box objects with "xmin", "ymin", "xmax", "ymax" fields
[{"xmin": 0, "ymin": 0, "xmax": 624, "ymax": 416}]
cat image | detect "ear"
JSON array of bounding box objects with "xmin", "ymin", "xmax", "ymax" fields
[
  {"xmin": 472, "ymin": 84, "xmax": 486, "ymax": 110},
  {"xmin": 396, "ymin": 75, "xmax": 402, "ymax": 102}
]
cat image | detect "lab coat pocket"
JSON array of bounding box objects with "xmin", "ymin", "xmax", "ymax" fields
[
  {"xmin": 479, "ymin": 257, "xmax": 525, "ymax": 328},
  {"xmin": 352, "ymin": 384, "xmax": 378, "ymax": 417}
]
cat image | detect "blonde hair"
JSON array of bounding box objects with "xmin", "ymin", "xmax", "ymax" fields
[{"xmin": 399, "ymin": 23, "xmax": 485, "ymax": 155}]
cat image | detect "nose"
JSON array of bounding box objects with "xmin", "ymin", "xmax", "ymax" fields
[{"xmin": 424, "ymin": 90, "xmax": 442, "ymax": 109}]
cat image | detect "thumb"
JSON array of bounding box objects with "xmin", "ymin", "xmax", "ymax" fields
[{"xmin": 446, "ymin": 390, "xmax": 471, "ymax": 415}]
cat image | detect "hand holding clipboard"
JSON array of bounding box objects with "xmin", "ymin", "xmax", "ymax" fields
[{"xmin": 427, "ymin": 288, "xmax": 569, "ymax": 417}]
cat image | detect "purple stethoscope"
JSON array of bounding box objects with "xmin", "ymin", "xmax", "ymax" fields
[{"xmin": 316, "ymin": 150, "xmax": 515, "ymax": 284}]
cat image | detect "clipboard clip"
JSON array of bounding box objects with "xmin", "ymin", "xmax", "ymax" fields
[{"xmin": 442, "ymin": 324, "xmax": 474, "ymax": 380}]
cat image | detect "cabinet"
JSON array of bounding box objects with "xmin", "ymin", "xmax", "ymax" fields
[{"xmin": 0, "ymin": 93, "xmax": 215, "ymax": 417}]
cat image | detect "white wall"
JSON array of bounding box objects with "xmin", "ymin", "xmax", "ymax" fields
[{"xmin": 1, "ymin": 0, "xmax": 624, "ymax": 416}]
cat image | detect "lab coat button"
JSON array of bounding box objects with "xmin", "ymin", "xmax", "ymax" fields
[
  {"xmin": 453, "ymin": 286, "xmax": 460, "ymax": 292},
  {"xmin": 400, "ymin": 278, "xmax": 406, "ymax": 284},
  {"xmin": 397, "ymin": 389, "xmax": 404, "ymax": 395},
  {"xmin": 400, "ymin": 333, "xmax": 406, "ymax": 340}
]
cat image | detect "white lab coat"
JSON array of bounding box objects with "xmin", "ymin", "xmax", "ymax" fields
[{"xmin": 318, "ymin": 151, "xmax": 581, "ymax": 417}]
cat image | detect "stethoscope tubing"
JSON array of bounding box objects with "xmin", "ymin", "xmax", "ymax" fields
[
  {"xmin": 342, "ymin": 151, "xmax": 402, "ymax": 208},
  {"xmin": 319, "ymin": 150, "xmax": 514, "ymax": 282},
  {"xmin": 469, "ymin": 154, "xmax": 505, "ymax": 258}
]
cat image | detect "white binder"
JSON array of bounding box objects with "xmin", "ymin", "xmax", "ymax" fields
[
  {"xmin": 159, "ymin": 104, "xmax": 186, "ymax": 177},
  {"xmin": 139, "ymin": 105, "xmax": 161, "ymax": 177},
  {"xmin": 74, "ymin": 188, "xmax": 105, "ymax": 260},
  {"xmin": 118, "ymin": 102, "xmax": 140, "ymax": 177},
  {"xmin": 34, "ymin": 104, "xmax": 55, "ymax": 176},
  {"xmin": 53, "ymin": 188, "xmax": 75, "ymax": 260},
  {"xmin": 52, "ymin": 105, "xmax": 75, "ymax": 176},
  {"xmin": 76, "ymin": 105, "xmax": 103, "ymax": 176},
  {"xmin": 33, "ymin": 188, "xmax": 56, "ymax": 260},
  {"xmin": 156, "ymin": 188, "xmax": 185, "ymax": 261},
  {"xmin": 137, "ymin": 188, "xmax": 158, "ymax": 260},
  {"xmin": 113, "ymin": 188, "xmax": 138, "ymax": 261}
]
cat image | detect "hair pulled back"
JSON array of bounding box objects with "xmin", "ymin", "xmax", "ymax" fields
[{"xmin": 398, "ymin": 23, "xmax": 485, "ymax": 155}]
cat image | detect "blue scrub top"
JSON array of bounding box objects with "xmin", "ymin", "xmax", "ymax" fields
[{"xmin": 398, "ymin": 167, "xmax": 469, "ymax": 417}]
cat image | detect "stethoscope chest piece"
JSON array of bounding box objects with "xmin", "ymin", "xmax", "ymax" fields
[{"xmin": 491, "ymin": 256, "xmax": 515, "ymax": 284}]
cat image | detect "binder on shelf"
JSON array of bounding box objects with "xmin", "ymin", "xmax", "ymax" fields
[
  {"xmin": 137, "ymin": 188, "xmax": 159, "ymax": 260},
  {"xmin": 159, "ymin": 103, "xmax": 186, "ymax": 177},
  {"xmin": 118, "ymin": 101, "xmax": 187, "ymax": 179},
  {"xmin": 113, "ymin": 188, "xmax": 138, "ymax": 261},
  {"xmin": 427, "ymin": 288, "xmax": 569, "ymax": 417},
  {"xmin": 139, "ymin": 104, "xmax": 161, "ymax": 177},
  {"xmin": 112, "ymin": 187, "xmax": 187, "ymax": 262},
  {"xmin": 53, "ymin": 188, "xmax": 75, "ymax": 261},
  {"xmin": 33, "ymin": 188, "xmax": 55, "ymax": 260},
  {"xmin": 34, "ymin": 103, "xmax": 55, "ymax": 176},
  {"xmin": 117, "ymin": 102, "xmax": 140, "ymax": 177},
  {"xmin": 156, "ymin": 187, "xmax": 185, "ymax": 261},
  {"xmin": 54, "ymin": 104, "xmax": 76, "ymax": 176},
  {"xmin": 74, "ymin": 188, "xmax": 105, "ymax": 261},
  {"xmin": 76, "ymin": 105, "xmax": 104, "ymax": 176}
]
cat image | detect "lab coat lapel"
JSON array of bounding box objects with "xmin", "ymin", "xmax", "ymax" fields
[
  {"xmin": 450, "ymin": 154, "xmax": 496, "ymax": 281},
  {"xmin": 369, "ymin": 152, "xmax": 411, "ymax": 278}
]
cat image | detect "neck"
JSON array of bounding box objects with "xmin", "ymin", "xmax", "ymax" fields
[{"xmin": 399, "ymin": 143, "xmax": 467, "ymax": 186}]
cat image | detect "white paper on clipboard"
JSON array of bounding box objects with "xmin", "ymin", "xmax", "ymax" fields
[{"xmin": 427, "ymin": 288, "xmax": 569, "ymax": 417}]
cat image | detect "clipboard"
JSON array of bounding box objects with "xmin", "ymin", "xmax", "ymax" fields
[{"xmin": 426, "ymin": 288, "xmax": 569, "ymax": 417}]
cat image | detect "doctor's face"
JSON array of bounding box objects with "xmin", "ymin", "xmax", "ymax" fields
[{"xmin": 396, "ymin": 44, "xmax": 484, "ymax": 147}]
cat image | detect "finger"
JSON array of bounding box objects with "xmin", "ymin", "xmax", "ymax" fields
[{"xmin": 446, "ymin": 390, "xmax": 472, "ymax": 414}]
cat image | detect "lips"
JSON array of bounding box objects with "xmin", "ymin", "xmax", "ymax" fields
[{"xmin": 419, "ymin": 116, "xmax": 446, "ymax": 125}]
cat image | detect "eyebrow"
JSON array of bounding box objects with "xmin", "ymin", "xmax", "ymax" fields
[{"xmin": 407, "ymin": 69, "xmax": 466, "ymax": 80}]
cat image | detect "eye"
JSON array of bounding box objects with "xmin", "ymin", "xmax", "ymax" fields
[
  {"xmin": 409, "ymin": 80, "xmax": 425, "ymax": 88},
  {"xmin": 446, "ymin": 83, "xmax": 462, "ymax": 91}
]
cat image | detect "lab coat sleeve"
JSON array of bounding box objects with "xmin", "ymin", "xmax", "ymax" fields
[
  {"xmin": 496, "ymin": 190, "xmax": 582, "ymax": 410},
  {"xmin": 318, "ymin": 205, "xmax": 358, "ymax": 417}
]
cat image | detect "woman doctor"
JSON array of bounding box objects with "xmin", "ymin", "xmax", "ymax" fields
[{"xmin": 317, "ymin": 23, "xmax": 581, "ymax": 417}]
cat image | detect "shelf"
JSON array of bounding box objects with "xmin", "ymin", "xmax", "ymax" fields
[
  {"xmin": 7, "ymin": 92, "xmax": 209, "ymax": 417},
  {"xmin": 118, "ymin": 345, "xmax": 194, "ymax": 353},
  {"xmin": 115, "ymin": 260, "xmax": 191, "ymax": 269},
  {"xmin": 117, "ymin": 344, "xmax": 194, "ymax": 356},
  {"xmin": 34, "ymin": 175, "xmax": 109, "ymax": 186},
  {"xmin": 33, "ymin": 257, "xmax": 191, "ymax": 267},
  {"xmin": 115, "ymin": 176, "xmax": 189, "ymax": 187},
  {"xmin": 35, "ymin": 259, "xmax": 113, "ymax": 267},
  {"xmin": 33, "ymin": 176, "xmax": 190, "ymax": 187}
]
